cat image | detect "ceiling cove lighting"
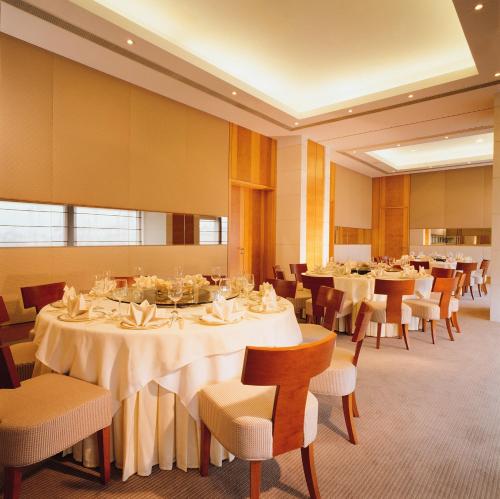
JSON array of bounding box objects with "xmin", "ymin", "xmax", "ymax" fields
[
  {"xmin": 126, "ymin": 38, "xmax": 134, "ymax": 45},
  {"xmin": 77, "ymin": 0, "xmax": 478, "ymax": 118},
  {"xmin": 365, "ymin": 132, "xmax": 493, "ymax": 171}
]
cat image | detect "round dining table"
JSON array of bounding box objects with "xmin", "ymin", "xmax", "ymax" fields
[
  {"xmin": 32, "ymin": 296, "xmax": 302, "ymax": 480},
  {"xmin": 303, "ymin": 271, "xmax": 434, "ymax": 337}
]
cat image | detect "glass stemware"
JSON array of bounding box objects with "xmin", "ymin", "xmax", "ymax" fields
[
  {"xmin": 133, "ymin": 265, "xmax": 144, "ymax": 278},
  {"xmin": 113, "ymin": 278, "xmax": 128, "ymax": 318},
  {"xmin": 219, "ymin": 277, "xmax": 231, "ymax": 298},
  {"xmin": 244, "ymin": 274, "xmax": 255, "ymax": 297},
  {"xmin": 211, "ymin": 266, "xmax": 222, "ymax": 287},
  {"xmin": 168, "ymin": 278, "xmax": 184, "ymax": 319}
]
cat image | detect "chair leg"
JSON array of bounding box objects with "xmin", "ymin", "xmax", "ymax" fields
[
  {"xmin": 482, "ymin": 283, "xmax": 488, "ymax": 295},
  {"xmin": 430, "ymin": 320, "xmax": 436, "ymax": 344},
  {"xmin": 97, "ymin": 426, "xmax": 111, "ymax": 485},
  {"xmin": 422, "ymin": 320, "xmax": 426, "ymax": 333},
  {"xmin": 452, "ymin": 311, "xmax": 461, "ymax": 333},
  {"xmin": 4, "ymin": 467, "xmax": 22, "ymax": 499},
  {"xmin": 250, "ymin": 461, "xmax": 262, "ymax": 499},
  {"xmin": 477, "ymin": 284, "xmax": 482, "ymax": 297},
  {"xmin": 200, "ymin": 420, "xmax": 211, "ymax": 477},
  {"xmin": 352, "ymin": 391, "xmax": 360, "ymax": 417},
  {"xmin": 376, "ymin": 323, "xmax": 382, "ymax": 349},
  {"xmin": 345, "ymin": 314, "xmax": 352, "ymax": 334},
  {"xmin": 342, "ymin": 393, "xmax": 358, "ymax": 444},
  {"xmin": 445, "ymin": 318, "xmax": 455, "ymax": 341},
  {"xmin": 301, "ymin": 444, "xmax": 321, "ymax": 499},
  {"xmin": 470, "ymin": 286, "xmax": 474, "ymax": 300},
  {"xmin": 402, "ymin": 324, "xmax": 410, "ymax": 350}
]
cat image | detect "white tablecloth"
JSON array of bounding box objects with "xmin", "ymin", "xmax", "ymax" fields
[
  {"xmin": 303, "ymin": 272, "xmax": 434, "ymax": 337},
  {"xmin": 429, "ymin": 261, "xmax": 457, "ymax": 269},
  {"xmin": 33, "ymin": 298, "xmax": 302, "ymax": 480}
]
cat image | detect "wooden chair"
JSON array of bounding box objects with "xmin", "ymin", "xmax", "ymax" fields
[
  {"xmin": 289, "ymin": 263, "xmax": 308, "ymax": 283},
  {"xmin": 302, "ymin": 275, "xmax": 334, "ymax": 323},
  {"xmin": 0, "ymin": 344, "xmax": 113, "ymax": 499},
  {"xmin": 472, "ymin": 259, "xmax": 490, "ymax": 296},
  {"xmin": 272, "ymin": 265, "xmax": 286, "ymax": 280},
  {"xmin": 431, "ymin": 267, "xmax": 456, "ymax": 278},
  {"xmin": 410, "ymin": 260, "xmax": 429, "ymax": 270},
  {"xmin": 366, "ymin": 279, "xmax": 415, "ymax": 350},
  {"xmin": 20, "ymin": 282, "xmax": 66, "ymax": 314},
  {"xmin": 0, "ymin": 297, "xmax": 33, "ymax": 346},
  {"xmin": 405, "ymin": 277, "xmax": 457, "ymax": 343},
  {"xmin": 456, "ymin": 262, "xmax": 478, "ymax": 299},
  {"xmin": 268, "ymin": 278, "xmax": 297, "ymax": 299},
  {"xmin": 308, "ymin": 302, "xmax": 373, "ymax": 444},
  {"xmin": 199, "ymin": 334, "xmax": 336, "ymax": 499},
  {"xmin": 450, "ymin": 271, "xmax": 466, "ymax": 333}
]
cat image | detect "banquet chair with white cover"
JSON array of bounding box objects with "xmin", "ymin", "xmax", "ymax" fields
[
  {"xmin": 272, "ymin": 265, "xmax": 286, "ymax": 280},
  {"xmin": 308, "ymin": 302, "xmax": 373, "ymax": 445},
  {"xmin": 287, "ymin": 263, "xmax": 311, "ymax": 317},
  {"xmin": 472, "ymin": 259, "xmax": 490, "ymax": 297},
  {"xmin": 199, "ymin": 334, "xmax": 335, "ymax": 499},
  {"xmin": 268, "ymin": 278, "xmax": 297, "ymax": 300},
  {"xmin": 366, "ymin": 279, "xmax": 415, "ymax": 350},
  {"xmin": 456, "ymin": 262, "xmax": 478, "ymax": 299},
  {"xmin": 0, "ymin": 344, "xmax": 113, "ymax": 499},
  {"xmin": 405, "ymin": 277, "xmax": 457, "ymax": 344},
  {"xmin": 431, "ymin": 267, "xmax": 456, "ymax": 278}
]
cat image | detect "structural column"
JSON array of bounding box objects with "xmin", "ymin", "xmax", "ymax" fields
[{"xmin": 490, "ymin": 92, "xmax": 500, "ymax": 321}]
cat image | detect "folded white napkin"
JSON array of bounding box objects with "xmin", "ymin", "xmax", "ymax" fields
[
  {"xmin": 62, "ymin": 285, "xmax": 77, "ymax": 306},
  {"xmin": 260, "ymin": 287, "xmax": 280, "ymax": 311},
  {"xmin": 89, "ymin": 278, "xmax": 116, "ymax": 297},
  {"xmin": 204, "ymin": 295, "xmax": 245, "ymax": 323},
  {"xmin": 67, "ymin": 294, "xmax": 94, "ymax": 318},
  {"xmin": 123, "ymin": 300, "xmax": 157, "ymax": 327},
  {"xmin": 418, "ymin": 266, "xmax": 427, "ymax": 276}
]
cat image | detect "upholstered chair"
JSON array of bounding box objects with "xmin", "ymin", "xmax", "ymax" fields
[
  {"xmin": 272, "ymin": 265, "xmax": 286, "ymax": 280},
  {"xmin": 288, "ymin": 263, "xmax": 311, "ymax": 317},
  {"xmin": 0, "ymin": 344, "xmax": 113, "ymax": 499},
  {"xmin": 410, "ymin": 260, "xmax": 429, "ymax": 270},
  {"xmin": 471, "ymin": 259, "xmax": 490, "ymax": 296},
  {"xmin": 199, "ymin": 334, "xmax": 335, "ymax": 499},
  {"xmin": 405, "ymin": 277, "xmax": 457, "ymax": 344},
  {"xmin": 456, "ymin": 262, "xmax": 478, "ymax": 299},
  {"xmin": 365, "ymin": 279, "xmax": 415, "ymax": 350},
  {"xmin": 20, "ymin": 282, "xmax": 66, "ymax": 314},
  {"xmin": 268, "ymin": 278, "xmax": 297, "ymax": 300}
]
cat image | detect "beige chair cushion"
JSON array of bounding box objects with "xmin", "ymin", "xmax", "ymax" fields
[
  {"xmin": 10, "ymin": 341, "xmax": 37, "ymax": 381},
  {"xmin": 300, "ymin": 323, "xmax": 330, "ymax": 343},
  {"xmin": 405, "ymin": 297, "xmax": 456, "ymax": 320},
  {"xmin": 199, "ymin": 378, "xmax": 318, "ymax": 460},
  {"xmin": 0, "ymin": 373, "xmax": 112, "ymax": 468},
  {"xmin": 305, "ymin": 298, "xmax": 352, "ymax": 319},
  {"xmin": 287, "ymin": 288, "xmax": 312, "ymax": 313},
  {"xmin": 309, "ymin": 347, "xmax": 356, "ymax": 397},
  {"xmin": 366, "ymin": 300, "xmax": 412, "ymax": 324}
]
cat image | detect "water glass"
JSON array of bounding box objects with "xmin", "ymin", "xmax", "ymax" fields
[
  {"xmin": 219, "ymin": 277, "xmax": 231, "ymax": 298},
  {"xmin": 168, "ymin": 278, "xmax": 184, "ymax": 312},
  {"xmin": 114, "ymin": 278, "xmax": 128, "ymax": 317},
  {"xmin": 244, "ymin": 274, "xmax": 255, "ymax": 296},
  {"xmin": 211, "ymin": 266, "xmax": 222, "ymax": 287}
]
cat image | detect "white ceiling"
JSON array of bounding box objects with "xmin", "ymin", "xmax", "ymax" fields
[
  {"xmin": 70, "ymin": 0, "xmax": 477, "ymax": 118},
  {"xmin": 1, "ymin": 0, "xmax": 499, "ymax": 177}
]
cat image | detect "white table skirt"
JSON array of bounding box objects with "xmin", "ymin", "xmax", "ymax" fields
[{"xmin": 33, "ymin": 299, "xmax": 302, "ymax": 480}]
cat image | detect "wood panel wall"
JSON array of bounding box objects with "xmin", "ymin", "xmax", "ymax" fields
[
  {"xmin": 306, "ymin": 140, "xmax": 325, "ymax": 268},
  {"xmin": 228, "ymin": 124, "xmax": 276, "ymax": 284},
  {"xmin": 372, "ymin": 175, "xmax": 410, "ymax": 258}
]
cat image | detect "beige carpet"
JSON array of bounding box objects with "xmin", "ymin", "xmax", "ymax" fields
[{"xmin": 12, "ymin": 296, "xmax": 500, "ymax": 498}]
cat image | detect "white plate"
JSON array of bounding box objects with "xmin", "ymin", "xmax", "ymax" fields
[
  {"xmin": 57, "ymin": 311, "xmax": 105, "ymax": 322},
  {"xmin": 51, "ymin": 300, "xmax": 66, "ymax": 309},
  {"xmin": 198, "ymin": 315, "xmax": 243, "ymax": 326},
  {"xmin": 249, "ymin": 304, "xmax": 287, "ymax": 314},
  {"xmin": 119, "ymin": 319, "xmax": 169, "ymax": 330}
]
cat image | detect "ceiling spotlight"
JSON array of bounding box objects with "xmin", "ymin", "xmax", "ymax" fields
[
  {"xmin": 495, "ymin": 72, "xmax": 500, "ymax": 77},
  {"xmin": 474, "ymin": 3, "xmax": 483, "ymax": 10},
  {"xmin": 408, "ymin": 94, "xmax": 414, "ymax": 98},
  {"xmin": 126, "ymin": 39, "xmax": 134, "ymax": 45},
  {"xmin": 397, "ymin": 144, "xmax": 401, "ymax": 147},
  {"xmin": 294, "ymin": 122, "xmax": 299, "ymax": 126},
  {"xmin": 348, "ymin": 109, "xmax": 353, "ymax": 113},
  {"xmin": 444, "ymin": 136, "xmax": 449, "ymax": 139},
  {"xmin": 231, "ymin": 91, "xmax": 237, "ymax": 95}
]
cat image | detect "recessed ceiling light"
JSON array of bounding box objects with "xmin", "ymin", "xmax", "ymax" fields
[
  {"xmin": 294, "ymin": 122, "xmax": 299, "ymax": 126},
  {"xmin": 397, "ymin": 144, "xmax": 401, "ymax": 147},
  {"xmin": 126, "ymin": 39, "xmax": 134, "ymax": 45},
  {"xmin": 231, "ymin": 91, "xmax": 237, "ymax": 95},
  {"xmin": 348, "ymin": 109, "xmax": 353, "ymax": 113},
  {"xmin": 408, "ymin": 94, "xmax": 414, "ymax": 98},
  {"xmin": 474, "ymin": 3, "xmax": 483, "ymax": 11},
  {"xmin": 495, "ymin": 72, "xmax": 500, "ymax": 77},
  {"xmin": 445, "ymin": 136, "xmax": 449, "ymax": 139}
]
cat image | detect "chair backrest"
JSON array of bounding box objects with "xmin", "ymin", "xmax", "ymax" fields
[
  {"xmin": 112, "ymin": 276, "xmax": 137, "ymax": 286},
  {"xmin": 454, "ymin": 271, "xmax": 466, "ymax": 298},
  {"xmin": 21, "ymin": 282, "xmax": 66, "ymax": 313},
  {"xmin": 301, "ymin": 275, "xmax": 334, "ymax": 322},
  {"xmin": 268, "ymin": 278, "xmax": 297, "ymax": 299},
  {"xmin": 410, "ymin": 260, "xmax": 429, "ymax": 270},
  {"xmin": 374, "ymin": 279, "xmax": 415, "ymax": 324},
  {"xmin": 0, "ymin": 296, "xmax": 9, "ymax": 324},
  {"xmin": 241, "ymin": 333, "xmax": 335, "ymax": 457},
  {"xmin": 433, "ymin": 277, "xmax": 457, "ymax": 319},
  {"xmin": 351, "ymin": 302, "xmax": 374, "ymax": 366},
  {"xmin": 455, "ymin": 262, "xmax": 477, "ymax": 287},
  {"xmin": 272, "ymin": 265, "xmax": 286, "ymax": 280},
  {"xmin": 0, "ymin": 344, "xmax": 20, "ymax": 389},
  {"xmin": 316, "ymin": 286, "xmax": 345, "ymax": 331},
  {"xmin": 431, "ymin": 267, "xmax": 456, "ymax": 283},
  {"xmin": 479, "ymin": 259, "xmax": 490, "ymax": 276},
  {"xmin": 289, "ymin": 263, "xmax": 308, "ymax": 283}
]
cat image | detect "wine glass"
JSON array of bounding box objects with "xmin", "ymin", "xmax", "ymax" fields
[
  {"xmin": 168, "ymin": 278, "xmax": 184, "ymax": 317},
  {"xmin": 219, "ymin": 277, "xmax": 231, "ymax": 298},
  {"xmin": 133, "ymin": 266, "xmax": 144, "ymax": 278},
  {"xmin": 113, "ymin": 278, "xmax": 128, "ymax": 318},
  {"xmin": 211, "ymin": 266, "xmax": 222, "ymax": 287},
  {"xmin": 173, "ymin": 265, "xmax": 183, "ymax": 279},
  {"xmin": 244, "ymin": 274, "xmax": 255, "ymax": 297}
]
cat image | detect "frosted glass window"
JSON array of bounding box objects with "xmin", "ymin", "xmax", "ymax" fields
[{"xmin": 0, "ymin": 201, "xmax": 67, "ymax": 247}]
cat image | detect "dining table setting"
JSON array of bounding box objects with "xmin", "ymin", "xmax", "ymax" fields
[{"xmin": 31, "ymin": 272, "xmax": 302, "ymax": 480}]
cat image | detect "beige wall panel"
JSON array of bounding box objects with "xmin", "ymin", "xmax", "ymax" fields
[
  {"xmin": 185, "ymin": 107, "xmax": 229, "ymax": 216},
  {"xmin": 52, "ymin": 57, "xmax": 131, "ymax": 207},
  {"xmin": 482, "ymin": 165, "xmax": 492, "ymax": 227},
  {"xmin": 129, "ymin": 88, "xmax": 188, "ymax": 212},
  {"xmin": 0, "ymin": 35, "xmax": 53, "ymax": 202},
  {"xmin": 335, "ymin": 165, "xmax": 372, "ymax": 228},
  {"xmin": 410, "ymin": 171, "xmax": 446, "ymax": 228}
]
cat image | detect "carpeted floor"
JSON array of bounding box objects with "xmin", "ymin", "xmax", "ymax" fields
[{"xmin": 12, "ymin": 296, "xmax": 500, "ymax": 498}]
